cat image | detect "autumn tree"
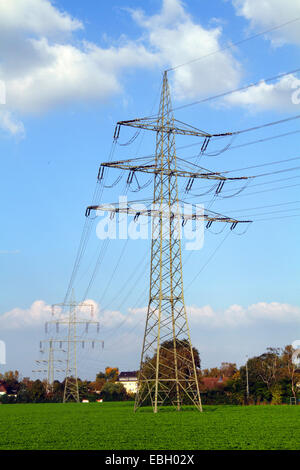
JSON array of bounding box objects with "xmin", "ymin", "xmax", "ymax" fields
[
  {"xmin": 105, "ymin": 367, "xmax": 119, "ymax": 382},
  {"xmin": 220, "ymin": 362, "xmax": 238, "ymax": 378},
  {"xmin": 0, "ymin": 370, "xmax": 20, "ymax": 394}
]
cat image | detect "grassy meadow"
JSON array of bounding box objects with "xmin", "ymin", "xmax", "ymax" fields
[{"xmin": 0, "ymin": 402, "xmax": 299, "ymax": 450}]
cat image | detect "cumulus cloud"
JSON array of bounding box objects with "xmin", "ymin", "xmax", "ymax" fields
[
  {"xmin": 0, "ymin": 0, "xmax": 83, "ymax": 37},
  {"xmin": 0, "ymin": 298, "xmax": 145, "ymax": 330},
  {"xmin": 188, "ymin": 302, "xmax": 300, "ymax": 327},
  {"xmin": 4, "ymin": 38, "xmax": 158, "ymax": 114},
  {"xmin": 0, "ymin": 0, "xmax": 158, "ymax": 135},
  {"xmin": 131, "ymin": 0, "xmax": 242, "ymax": 100},
  {"xmin": 232, "ymin": 0, "xmax": 300, "ymax": 46},
  {"xmin": 0, "ymin": 300, "xmax": 52, "ymax": 329},
  {"xmin": 2, "ymin": 0, "xmax": 298, "ymax": 137},
  {"xmin": 225, "ymin": 73, "xmax": 300, "ymax": 111},
  {"xmin": 0, "ymin": 0, "xmax": 244, "ymax": 136}
]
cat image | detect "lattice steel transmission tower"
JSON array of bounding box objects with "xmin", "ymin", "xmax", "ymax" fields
[
  {"xmin": 86, "ymin": 71, "xmax": 252, "ymax": 413},
  {"xmin": 33, "ymin": 344, "xmax": 66, "ymax": 393},
  {"xmin": 35, "ymin": 297, "xmax": 103, "ymax": 402}
]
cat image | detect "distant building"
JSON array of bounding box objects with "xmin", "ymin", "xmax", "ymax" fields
[
  {"xmin": 118, "ymin": 371, "xmax": 138, "ymax": 395},
  {"xmin": 0, "ymin": 383, "xmax": 7, "ymax": 395},
  {"xmin": 200, "ymin": 376, "xmax": 229, "ymax": 391}
]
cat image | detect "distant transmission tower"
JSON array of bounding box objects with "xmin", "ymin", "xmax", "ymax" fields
[
  {"xmin": 86, "ymin": 71, "xmax": 252, "ymax": 413},
  {"xmin": 35, "ymin": 296, "xmax": 103, "ymax": 402},
  {"xmin": 33, "ymin": 344, "xmax": 66, "ymax": 393}
]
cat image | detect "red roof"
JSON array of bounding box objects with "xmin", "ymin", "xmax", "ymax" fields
[{"xmin": 201, "ymin": 376, "xmax": 229, "ymax": 391}]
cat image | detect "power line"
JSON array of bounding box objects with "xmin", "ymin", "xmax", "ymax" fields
[
  {"xmin": 242, "ymin": 165, "xmax": 300, "ymax": 178},
  {"xmin": 231, "ymin": 206, "xmax": 300, "ymax": 218},
  {"xmin": 178, "ymin": 129, "xmax": 300, "ymax": 156},
  {"xmin": 184, "ymin": 175, "xmax": 300, "ymax": 201},
  {"xmin": 185, "ymin": 231, "xmax": 231, "ymax": 292},
  {"xmin": 222, "ymin": 182, "xmax": 300, "ymax": 198},
  {"xmin": 221, "ymin": 200, "xmax": 300, "ymax": 213},
  {"xmin": 224, "ymin": 156, "xmax": 300, "ymax": 173},
  {"xmin": 170, "ymin": 67, "xmax": 300, "ymax": 113},
  {"xmin": 232, "ymin": 114, "xmax": 300, "ymax": 137},
  {"xmin": 179, "ymin": 155, "xmax": 300, "ymax": 175},
  {"xmin": 166, "ymin": 17, "xmax": 300, "ymax": 72},
  {"xmin": 63, "ymin": 140, "xmax": 118, "ymax": 303},
  {"xmin": 253, "ymin": 214, "xmax": 300, "ymax": 222}
]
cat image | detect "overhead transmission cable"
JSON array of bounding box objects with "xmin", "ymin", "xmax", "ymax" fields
[
  {"xmin": 169, "ymin": 67, "xmax": 300, "ymax": 113},
  {"xmin": 178, "ymin": 129, "xmax": 300, "ymax": 156},
  {"xmin": 63, "ymin": 140, "xmax": 118, "ymax": 303},
  {"xmin": 166, "ymin": 17, "xmax": 300, "ymax": 72},
  {"xmin": 79, "ymin": 84, "xmax": 161, "ymax": 307}
]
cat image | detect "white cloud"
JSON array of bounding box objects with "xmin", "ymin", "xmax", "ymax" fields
[
  {"xmin": 188, "ymin": 302, "xmax": 300, "ymax": 327},
  {"xmin": 0, "ymin": 0, "xmax": 159, "ymax": 135},
  {"xmin": 4, "ymin": 299, "xmax": 298, "ymax": 330},
  {"xmin": 4, "ymin": 38, "xmax": 158, "ymax": 114},
  {"xmin": 0, "ymin": 0, "xmax": 83, "ymax": 37},
  {"xmin": 0, "ymin": 298, "xmax": 145, "ymax": 330},
  {"xmin": 3, "ymin": 0, "xmax": 298, "ymax": 137},
  {"xmin": 131, "ymin": 0, "xmax": 242, "ymax": 100},
  {"xmin": 225, "ymin": 74, "xmax": 300, "ymax": 111},
  {"xmin": 232, "ymin": 0, "xmax": 300, "ymax": 46},
  {"xmin": 0, "ymin": 110, "xmax": 25, "ymax": 137},
  {"xmin": 0, "ymin": 300, "xmax": 52, "ymax": 329},
  {"xmin": 248, "ymin": 302, "xmax": 300, "ymax": 322},
  {"xmin": 0, "ymin": 0, "xmax": 244, "ymax": 136}
]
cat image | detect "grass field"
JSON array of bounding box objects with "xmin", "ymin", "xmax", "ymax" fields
[{"xmin": 0, "ymin": 402, "xmax": 299, "ymax": 450}]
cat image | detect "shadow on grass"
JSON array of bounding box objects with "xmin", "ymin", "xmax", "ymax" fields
[{"xmin": 136, "ymin": 405, "xmax": 219, "ymax": 414}]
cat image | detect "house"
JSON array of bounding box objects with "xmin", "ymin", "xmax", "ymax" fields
[
  {"xmin": 0, "ymin": 383, "xmax": 7, "ymax": 396},
  {"xmin": 118, "ymin": 371, "xmax": 138, "ymax": 394},
  {"xmin": 200, "ymin": 376, "xmax": 229, "ymax": 391}
]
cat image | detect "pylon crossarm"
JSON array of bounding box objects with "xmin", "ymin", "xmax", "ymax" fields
[
  {"xmin": 99, "ymin": 160, "xmax": 250, "ymax": 181},
  {"xmin": 40, "ymin": 339, "xmax": 103, "ymax": 343},
  {"xmin": 85, "ymin": 203, "xmax": 252, "ymax": 226},
  {"xmin": 46, "ymin": 320, "xmax": 100, "ymax": 325},
  {"xmin": 115, "ymin": 118, "xmax": 232, "ymax": 139}
]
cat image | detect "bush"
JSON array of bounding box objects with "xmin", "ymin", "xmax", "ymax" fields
[{"xmin": 100, "ymin": 382, "xmax": 128, "ymax": 402}]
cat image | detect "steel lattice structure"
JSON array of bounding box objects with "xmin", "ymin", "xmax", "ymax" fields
[
  {"xmin": 134, "ymin": 72, "xmax": 203, "ymax": 412},
  {"xmin": 34, "ymin": 297, "xmax": 103, "ymax": 402},
  {"xmin": 86, "ymin": 71, "xmax": 252, "ymax": 413}
]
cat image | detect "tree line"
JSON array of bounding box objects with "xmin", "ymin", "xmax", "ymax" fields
[
  {"xmin": 0, "ymin": 367, "xmax": 129, "ymax": 404},
  {"xmin": 200, "ymin": 345, "xmax": 299, "ymax": 404},
  {"xmin": 0, "ymin": 345, "xmax": 299, "ymax": 405}
]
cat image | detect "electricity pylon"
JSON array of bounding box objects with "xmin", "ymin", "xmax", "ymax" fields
[
  {"xmin": 35, "ymin": 296, "xmax": 103, "ymax": 402},
  {"xmin": 33, "ymin": 346, "xmax": 66, "ymax": 393},
  {"xmin": 63, "ymin": 298, "xmax": 80, "ymax": 402},
  {"xmin": 86, "ymin": 71, "xmax": 252, "ymax": 413}
]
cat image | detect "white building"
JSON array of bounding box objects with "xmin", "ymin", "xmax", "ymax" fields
[{"xmin": 118, "ymin": 371, "xmax": 138, "ymax": 395}]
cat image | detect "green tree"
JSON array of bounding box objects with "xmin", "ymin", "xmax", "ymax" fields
[
  {"xmin": 139, "ymin": 339, "xmax": 201, "ymax": 406},
  {"xmin": 100, "ymin": 382, "xmax": 127, "ymax": 401},
  {"xmin": 30, "ymin": 380, "xmax": 46, "ymax": 403}
]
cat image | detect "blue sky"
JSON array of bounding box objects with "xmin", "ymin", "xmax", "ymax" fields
[{"xmin": 0, "ymin": 0, "xmax": 300, "ymax": 379}]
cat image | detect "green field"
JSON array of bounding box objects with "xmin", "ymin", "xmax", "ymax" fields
[{"xmin": 0, "ymin": 402, "xmax": 299, "ymax": 450}]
